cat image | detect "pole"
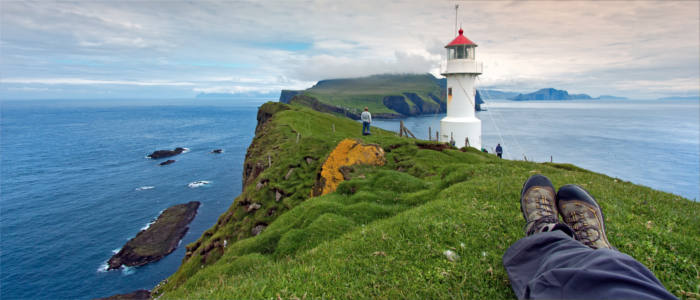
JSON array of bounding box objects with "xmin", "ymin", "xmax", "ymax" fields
[
  {"xmin": 428, "ymin": 127, "xmax": 432, "ymax": 141},
  {"xmin": 455, "ymin": 4, "xmax": 459, "ymax": 36}
]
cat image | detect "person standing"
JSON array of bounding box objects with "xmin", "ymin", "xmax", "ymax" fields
[
  {"xmin": 361, "ymin": 107, "xmax": 372, "ymax": 135},
  {"xmin": 496, "ymin": 143, "xmax": 503, "ymax": 158}
]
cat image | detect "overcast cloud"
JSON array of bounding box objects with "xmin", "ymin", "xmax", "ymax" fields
[{"xmin": 1, "ymin": 0, "xmax": 698, "ymax": 99}]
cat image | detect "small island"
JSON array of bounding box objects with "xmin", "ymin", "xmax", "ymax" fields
[
  {"xmin": 147, "ymin": 147, "xmax": 186, "ymax": 159},
  {"xmin": 107, "ymin": 201, "xmax": 200, "ymax": 270}
]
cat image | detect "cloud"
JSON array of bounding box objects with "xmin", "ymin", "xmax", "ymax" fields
[
  {"xmin": 0, "ymin": 0, "xmax": 698, "ymax": 99},
  {"xmin": 1, "ymin": 78, "xmax": 194, "ymax": 86}
]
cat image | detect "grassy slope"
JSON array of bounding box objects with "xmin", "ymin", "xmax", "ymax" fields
[
  {"xmin": 154, "ymin": 102, "xmax": 699, "ymax": 299},
  {"xmin": 302, "ymin": 74, "xmax": 443, "ymax": 115}
]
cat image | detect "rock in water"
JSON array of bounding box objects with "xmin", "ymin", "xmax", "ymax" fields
[
  {"xmin": 211, "ymin": 149, "xmax": 223, "ymax": 153},
  {"xmin": 147, "ymin": 147, "xmax": 186, "ymax": 159},
  {"xmin": 159, "ymin": 159, "xmax": 176, "ymax": 166},
  {"xmin": 107, "ymin": 201, "xmax": 200, "ymax": 270}
]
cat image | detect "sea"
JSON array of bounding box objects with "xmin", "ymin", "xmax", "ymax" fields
[
  {"xmin": 373, "ymin": 99, "xmax": 699, "ymax": 201},
  {"xmin": 1, "ymin": 98, "xmax": 698, "ymax": 299}
]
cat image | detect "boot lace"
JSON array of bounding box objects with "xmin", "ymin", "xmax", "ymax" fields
[{"xmin": 567, "ymin": 210, "xmax": 601, "ymax": 247}]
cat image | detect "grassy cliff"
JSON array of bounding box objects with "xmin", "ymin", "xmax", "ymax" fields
[
  {"xmin": 153, "ymin": 102, "xmax": 699, "ymax": 299},
  {"xmin": 281, "ymin": 74, "xmax": 446, "ymax": 118}
]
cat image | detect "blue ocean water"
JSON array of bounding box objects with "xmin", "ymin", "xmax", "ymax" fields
[
  {"xmin": 373, "ymin": 99, "xmax": 700, "ymax": 201},
  {"xmin": 1, "ymin": 99, "xmax": 265, "ymax": 299},
  {"xmin": 1, "ymin": 98, "xmax": 698, "ymax": 300}
]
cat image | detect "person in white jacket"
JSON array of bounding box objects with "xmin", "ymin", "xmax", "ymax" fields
[{"xmin": 361, "ymin": 107, "xmax": 372, "ymax": 135}]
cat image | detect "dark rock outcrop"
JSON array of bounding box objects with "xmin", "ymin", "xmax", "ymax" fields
[
  {"xmin": 403, "ymin": 92, "xmax": 441, "ymax": 114},
  {"xmin": 147, "ymin": 148, "xmax": 185, "ymax": 159},
  {"xmin": 96, "ymin": 290, "xmax": 150, "ymax": 300},
  {"xmin": 255, "ymin": 102, "xmax": 290, "ymax": 135},
  {"xmin": 382, "ymin": 95, "xmax": 419, "ymax": 116},
  {"xmin": 475, "ymin": 90, "xmax": 484, "ymax": 111},
  {"xmin": 429, "ymin": 93, "xmax": 447, "ymax": 112},
  {"xmin": 211, "ymin": 149, "xmax": 223, "ymax": 154},
  {"xmin": 107, "ymin": 201, "xmax": 200, "ymax": 270},
  {"xmin": 159, "ymin": 160, "xmax": 176, "ymax": 166},
  {"xmin": 416, "ymin": 142, "xmax": 454, "ymax": 152},
  {"xmin": 279, "ymin": 90, "xmax": 302, "ymax": 104}
]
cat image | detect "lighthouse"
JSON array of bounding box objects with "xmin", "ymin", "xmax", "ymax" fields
[{"xmin": 440, "ymin": 28, "xmax": 483, "ymax": 149}]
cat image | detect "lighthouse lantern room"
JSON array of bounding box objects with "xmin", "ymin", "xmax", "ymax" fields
[{"xmin": 440, "ymin": 28, "xmax": 483, "ymax": 149}]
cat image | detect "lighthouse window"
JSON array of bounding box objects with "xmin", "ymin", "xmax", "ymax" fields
[{"xmin": 456, "ymin": 46, "xmax": 465, "ymax": 59}]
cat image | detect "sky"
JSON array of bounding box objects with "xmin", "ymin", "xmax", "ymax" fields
[{"xmin": 1, "ymin": 0, "xmax": 698, "ymax": 100}]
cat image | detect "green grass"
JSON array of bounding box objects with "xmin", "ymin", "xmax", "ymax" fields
[{"xmin": 153, "ymin": 102, "xmax": 700, "ymax": 299}]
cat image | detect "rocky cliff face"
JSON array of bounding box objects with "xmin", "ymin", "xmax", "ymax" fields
[{"xmin": 279, "ymin": 90, "xmax": 302, "ymax": 104}]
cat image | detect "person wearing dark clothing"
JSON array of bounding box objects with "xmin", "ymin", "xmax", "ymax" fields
[
  {"xmin": 496, "ymin": 143, "xmax": 503, "ymax": 158},
  {"xmin": 503, "ymin": 175, "xmax": 677, "ymax": 300}
]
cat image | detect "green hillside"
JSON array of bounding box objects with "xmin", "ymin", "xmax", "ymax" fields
[
  {"xmin": 281, "ymin": 74, "xmax": 446, "ymax": 117},
  {"xmin": 153, "ymin": 102, "xmax": 699, "ymax": 299}
]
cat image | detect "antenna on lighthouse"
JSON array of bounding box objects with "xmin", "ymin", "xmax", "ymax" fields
[{"xmin": 454, "ymin": 4, "xmax": 459, "ymax": 36}]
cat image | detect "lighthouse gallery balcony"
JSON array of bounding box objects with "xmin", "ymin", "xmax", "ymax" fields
[{"xmin": 440, "ymin": 59, "xmax": 483, "ymax": 75}]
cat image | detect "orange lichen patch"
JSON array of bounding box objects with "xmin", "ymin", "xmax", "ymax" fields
[{"xmin": 311, "ymin": 139, "xmax": 385, "ymax": 196}]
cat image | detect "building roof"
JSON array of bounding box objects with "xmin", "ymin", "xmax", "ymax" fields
[{"xmin": 446, "ymin": 28, "xmax": 477, "ymax": 47}]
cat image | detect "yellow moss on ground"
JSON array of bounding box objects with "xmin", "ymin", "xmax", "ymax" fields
[{"xmin": 313, "ymin": 139, "xmax": 385, "ymax": 196}]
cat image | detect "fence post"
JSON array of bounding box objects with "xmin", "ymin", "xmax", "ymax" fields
[{"xmin": 428, "ymin": 127, "xmax": 432, "ymax": 141}]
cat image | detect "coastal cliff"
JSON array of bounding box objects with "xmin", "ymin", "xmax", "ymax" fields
[
  {"xmin": 152, "ymin": 102, "xmax": 699, "ymax": 299},
  {"xmin": 511, "ymin": 88, "xmax": 593, "ymax": 100},
  {"xmin": 280, "ymin": 74, "xmax": 491, "ymax": 118}
]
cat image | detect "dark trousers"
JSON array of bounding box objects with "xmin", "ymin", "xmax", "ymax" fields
[
  {"xmin": 362, "ymin": 122, "xmax": 370, "ymax": 135},
  {"xmin": 503, "ymin": 230, "xmax": 677, "ymax": 300},
  {"xmin": 497, "ymin": 153, "xmax": 502, "ymax": 158}
]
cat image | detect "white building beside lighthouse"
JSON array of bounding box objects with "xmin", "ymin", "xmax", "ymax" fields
[{"xmin": 440, "ymin": 28, "xmax": 483, "ymax": 149}]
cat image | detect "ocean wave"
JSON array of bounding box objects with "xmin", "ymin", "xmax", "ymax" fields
[
  {"xmin": 188, "ymin": 180, "xmax": 211, "ymax": 188},
  {"xmin": 121, "ymin": 266, "xmax": 135, "ymax": 276},
  {"xmin": 135, "ymin": 186, "xmax": 155, "ymax": 191},
  {"xmin": 140, "ymin": 220, "xmax": 156, "ymax": 231},
  {"xmin": 97, "ymin": 262, "xmax": 109, "ymax": 273},
  {"xmin": 112, "ymin": 247, "xmax": 121, "ymax": 254},
  {"xmin": 140, "ymin": 209, "xmax": 164, "ymax": 231},
  {"xmin": 181, "ymin": 147, "xmax": 190, "ymax": 153}
]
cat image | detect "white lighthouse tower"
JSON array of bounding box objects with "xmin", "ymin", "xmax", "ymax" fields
[{"xmin": 440, "ymin": 28, "xmax": 483, "ymax": 149}]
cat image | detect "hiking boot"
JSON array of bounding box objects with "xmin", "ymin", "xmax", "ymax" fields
[
  {"xmin": 557, "ymin": 184, "xmax": 613, "ymax": 249},
  {"xmin": 520, "ymin": 175, "xmax": 573, "ymax": 236}
]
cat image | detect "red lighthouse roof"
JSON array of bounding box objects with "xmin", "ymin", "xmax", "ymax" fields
[{"xmin": 446, "ymin": 28, "xmax": 477, "ymax": 47}]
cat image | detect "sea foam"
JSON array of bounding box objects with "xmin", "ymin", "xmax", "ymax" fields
[
  {"xmin": 187, "ymin": 180, "xmax": 211, "ymax": 188},
  {"xmin": 135, "ymin": 186, "xmax": 155, "ymax": 191}
]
